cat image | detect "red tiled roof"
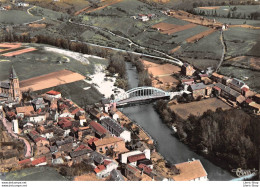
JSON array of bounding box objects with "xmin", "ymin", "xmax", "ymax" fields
[
  {"xmin": 74, "ymin": 144, "xmax": 90, "ymax": 152},
  {"xmin": 245, "ymin": 98, "xmax": 253, "ymax": 104},
  {"xmin": 71, "ymin": 108, "xmax": 80, "ymax": 115},
  {"xmin": 87, "ymin": 137, "xmax": 99, "ymax": 145},
  {"xmin": 128, "ymin": 153, "xmax": 146, "ymax": 163},
  {"xmin": 16, "ymin": 105, "xmax": 34, "ymax": 116},
  {"xmin": 242, "ymin": 87, "xmax": 249, "ymax": 92},
  {"xmin": 34, "ymin": 137, "xmax": 47, "ymax": 143},
  {"xmin": 104, "ymin": 160, "xmax": 112, "ymax": 166},
  {"xmin": 19, "ymin": 159, "xmax": 31, "ymax": 165},
  {"xmin": 30, "ymin": 130, "xmax": 39, "ymax": 135},
  {"xmin": 181, "ymin": 79, "xmax": 194, "ymax": 83},
  {"xmin": 213, "ymin": 86, "xmax": 221, "ymax": 91},
  {"xmin": 199, "ymin": 74, "xmax": 208, "ymax": 78},
  {"xmin": 31, "ymin": 157, "xmax": 46, "ymax": 166},
  {"xmin": 94, "ymin": 165, "xmax": 106, "ymax": 173},
  {"xmin": 7, "ymin": 111, "xmax": 16, "ymax": 117},
  {"xmin": 46, "ymin": 90, "xmax": 61, "ymax": 96},
  {"xmin": 58, "ymin": 118, "xmax": 72, "ymax": 128},
  {"xmin": 138, "ymin": 164, "xmax": 152, "ymax": 174},
  {"xmin": 89, "ymin": 121, "xmax": 107, "ymax": 135}
]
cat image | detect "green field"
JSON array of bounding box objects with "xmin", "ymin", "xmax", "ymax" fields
[
  {"xmin": 196, "ymin": 5, "xmax": 260, "ymax": 19},
  {"xmin": 4, "ymin": 166, "xmax": 67, "ymax": 181},
  {"xmin": 0, "ymin": 43, "xmax": 108, "ymax": 105},
  {"xmin": 0, "ymin": 10, "xmax": 41, "ymax": 25},
  {"xmin": 30, "ymin": 6, "xmax": 69, "ymax": 20},
  {"xmin": 178, "ymin": 30, "xmax": 223, "ymax": 65},
  {"xmin": 223, "ymin": 27, "xmax": 260, "ymax": 57},
  {"xmin": 206, "ymin": 16, "xmax": 260, "ymax": 26}
]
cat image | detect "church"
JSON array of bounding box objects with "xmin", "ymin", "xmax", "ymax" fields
[{"xmin": 0, "ymin": 66, "xmax": 21, "ymax": 102}]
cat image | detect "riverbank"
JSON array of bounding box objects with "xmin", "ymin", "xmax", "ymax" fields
[
  {"xmin": 84, "ymin": 64, "xmax": 125, "ymax": 98},
  {"xmin": 154, "ymin": 102, "xmax": 259, "ymax": 178},
  {"xmin": 117, "ymin": 109, "xmax": 180, "ymax": 179}
]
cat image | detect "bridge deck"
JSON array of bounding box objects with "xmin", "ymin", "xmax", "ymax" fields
[{"xmin": 116, "ymin": 95, "xmax": 169, "ymax": 106}]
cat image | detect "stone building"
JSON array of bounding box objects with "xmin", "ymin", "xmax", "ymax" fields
[{"xmin": 0, "ymin": 67, "xmax": 21, "ymax": 102}]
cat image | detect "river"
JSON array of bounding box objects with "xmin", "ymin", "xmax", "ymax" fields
[{"xmin": 121, "ymin": 62, "xmax": 235, "ymax": 181}]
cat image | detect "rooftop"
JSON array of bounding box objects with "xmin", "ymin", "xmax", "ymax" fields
[
  {"xmin": 215, "ymin": 83, "xmax": 241, "ymax": 98},
  {"xmin": 94, "ymin": 165, "xmax": 106, "ymax": 174},
  {"xmin": 46, "ymin": 90, "xmax": 61, "ymax": 96},
  {"xmin": 128, "ymin": 153, "xmax": 146, "ymax": 163},
  {"xmin": 16, "ymin": 105, "xmax": 34, "ymax": 115},
  {"xmin": 101, "ymin": 117, "xmax": 125, "ymax": 135},
  {"xmin": 172, "ymin": 160, "xmax": 207, "ymax": 181},
  {"xmin": 89, "ymin": 121, "xmax": 107, "ymax": 135},
  {"xmin": 94, "ymin": 137, "xmax": 124, "ymax": 147},
  {"xmin": 190, "ymin": 83, "xmax": 206, "ymax": 91}
]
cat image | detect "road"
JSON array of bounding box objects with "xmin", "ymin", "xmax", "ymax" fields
[
  {"xmin": 25, "ymin": 5, "xmax": 183, "ymax": 66},
  {"xmin": 216, "ymin": 30, "xmax": 226, "ymax": 72},
  {"xmin": 69, "ymin": 20, "xmax": 183, "ymax": 66},
  {"xmin": 1, "ymin": 116, "xmax": 32, "ymax": 158}
]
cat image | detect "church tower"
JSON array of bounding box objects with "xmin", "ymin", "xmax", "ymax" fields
[{"xmin": 9, "ymin": 66, "xmax": 21, "ymax": 101}]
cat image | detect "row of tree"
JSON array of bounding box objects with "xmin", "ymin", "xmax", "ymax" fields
[{"xmin": 154, "ymin": 99, "xmax": 260, "ymax": 172}]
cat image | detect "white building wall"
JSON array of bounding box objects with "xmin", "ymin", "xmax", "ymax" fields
[
  {"xmin": 142, "ymin": 149, "xmax": 150, "ymax": 160},
  {"xmin": 29, "ymin": 115, "xmax": 46, "ymax": 123},
  {"xmin": 120, "ymin": 150, "xmax": 142, "ymax": 164},
  {"xmin": 120, "ymin": 130, "xmax": 131, "ymax": 142},
  {"xmin": 12, "ymin": 119, "xmax": 19, "ymax": 134}
]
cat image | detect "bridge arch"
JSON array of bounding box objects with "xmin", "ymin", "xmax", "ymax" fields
[{"xmin": 114, "ymin": 86, "xmax": 170, "ymax": 106}]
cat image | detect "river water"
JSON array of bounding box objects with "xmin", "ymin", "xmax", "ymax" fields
[{"xmin": 121, "ymin": 62, "xmax": 235, "ymax": 181}]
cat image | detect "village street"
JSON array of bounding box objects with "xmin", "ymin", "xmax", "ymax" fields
[{"xmin": 1, "ymin": 116, "xmax": 32, "ymax": 158}]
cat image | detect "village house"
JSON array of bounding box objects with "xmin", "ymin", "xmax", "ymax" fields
[
  {"xmin": 94, "ymin": 159, "xmax": 118, "ymax": 179},
  {"xmin": 188, "ymin": 83, "xmax": 207, "ymax": 99},
  {"xmin": 100, "ymin": 117, "xmax": 131, "ymax": 142},
  {"xmin": 213, "ymin": 83, "xmax": 245, "ymax": 105},
  {"xmin": 123, "ymin": 164, "xmax": 153, "ymax": 181},
  {"xmin": 172, "ymin": 159, "xmax": 208, "ymax": 181},
  {"xmin": 89, "ymin": 121, "xmax": 108, "ymax": 138},
  {"xmin": 91, "ymin": 137, "xmax": 128, "ymax": 158},
  {"xmin": 199, "ymin": 74, "xmax": 212, "ymax": 84},
  {"xmin": 248, "ymin": 102, "xmax": 260, "ymax": 114},
  {"xmin": 45, "ymin": 90, "xmax": 62, "ymax": 99},
  {"xmin": 101, "ymin": 98, "xmax": 111, "ymax": 113},
  {"xmin": 16, "ymin": 2, "xmax": 29, "ymax": 7},
  {"xmin": 56, "ymin": 136, "xmax": 73, "ymax": 153},
  {"xmin": 253, "ymin": 94, "xmax": 260, "ymax": 104},
  {"xmin": 210, "ymin": 72, "xmax": 224, "ymax": 83},
  {"xmin": 241, "ymin": 87, "xmax": 256, "ymax": 98},
  {"xmin": 0, "ymin": 67, "xmax": 21, "ymax": 102},
  {"xmin": 127, "ymin": 153, "xmax": 147, "ymax": 167},
  {"xmin": 16, "ymin": 105, "xmax": 34, "ymax": 118},
  {"xmin": 110, "ymin": 169, "xmax": 125, "ymax": 181},
  {"xmin": 28, "ymin": 113, "xmax": 47, "ymax": 123},
  {"xmin": 181, "ymin": 79, "xmax": 194, "ymax": 86},
  {"xmin": 227, "ymin": 78, "xmax": 249, "ymax": 93},
  {"xmin": 181, "ymin": 63, "xmax": 195, "ymax": 76},
  {"xmin": 32, "ymin": 98, "xmax": 48, "ymax": 110},
  {"xmin": 120, "ymin": 145, "xmax": 151, "ymax": 164}
]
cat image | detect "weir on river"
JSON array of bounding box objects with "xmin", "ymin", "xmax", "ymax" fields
[{"xmin": 122, "ymin": 62, "xmax": 235, "ymax": 181}]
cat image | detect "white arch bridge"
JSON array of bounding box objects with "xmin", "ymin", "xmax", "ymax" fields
[{"xmin": 114, "ymin": 87, "xmax": 174, "ymax": 107}]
